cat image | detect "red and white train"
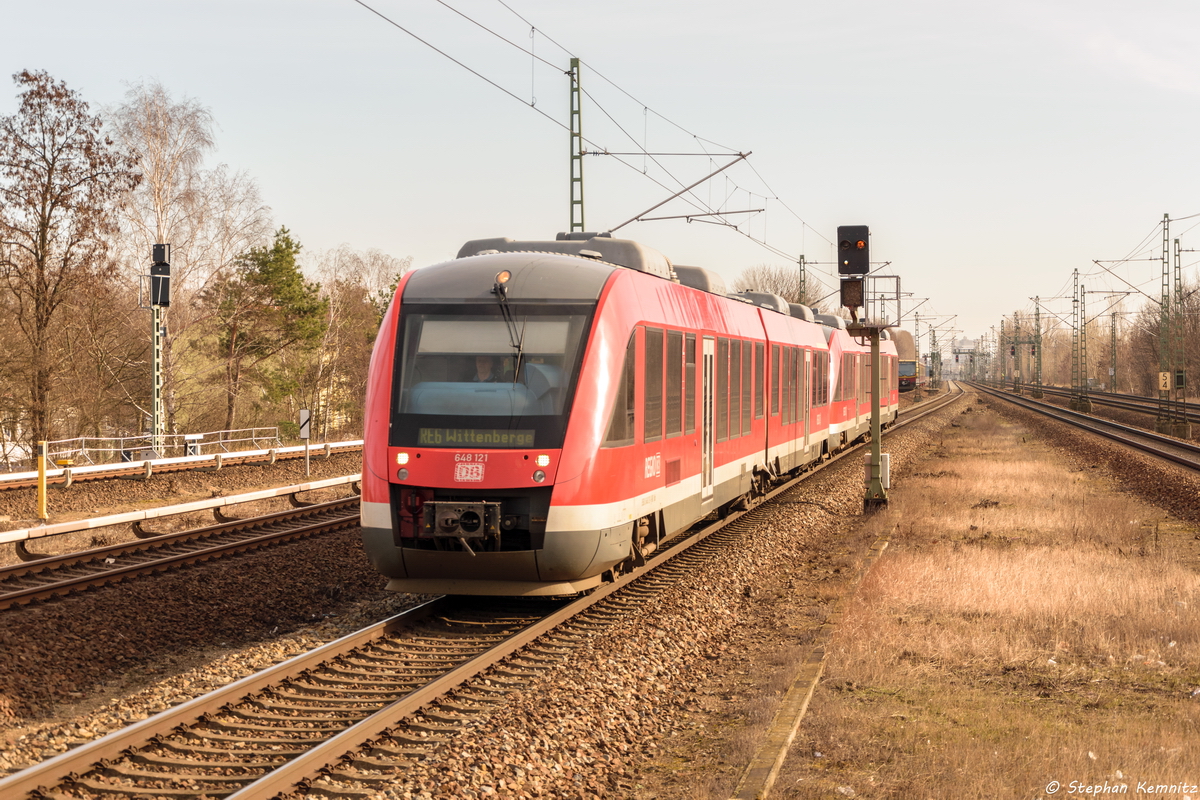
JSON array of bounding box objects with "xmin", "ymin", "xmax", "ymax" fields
[{"xmin": 361, "ymin": 234, "xmax": 898, "ymax": 596}]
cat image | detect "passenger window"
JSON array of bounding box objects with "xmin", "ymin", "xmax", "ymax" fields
[
  {"xmin": 603, "ymin": 333, "xmax": 637, "ymax": 446},
  {"xmin": 666, "ymin": 331, "xmax": 683, "ymax": 437},
  {"xmin": 771, "ymin": 344, "xmax": 780, "ymax": 417},
  {"xmin": 717, "ymin": 338, "xmax": 728, "ymax": 442},
  {"xmin": 730, "ymin": 339, "xmax": 741, "ymax": 438},
  {"xmin": 644, "ymin": 328, "xmax": 663, "ymax": 443},
  {"xmin": 685, "ymin": 333, "xmax": 696, "ymax": 434},
  {"xmin": 754, "ymin": 342, "xmax": 764, "ymax": 419}
]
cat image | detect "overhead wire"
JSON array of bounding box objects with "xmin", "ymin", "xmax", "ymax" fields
[
  {"xmin": 353, "ymin": 0, "xmax": 883, "ymax": 300},
  {"xmin": 476, "ymin": 0, "xmax": 824, "ymax": 266}
]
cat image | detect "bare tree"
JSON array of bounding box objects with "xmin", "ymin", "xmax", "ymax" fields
[
  {"xmin": 731, "ymin": 263, "xmax": 822, "ymax": 308},
  {"xmin": 109, "ymin": 84, "xmax": 271, "ymax": 435},
  {"xmin": 307, "ymin": 245, "xmax": 411, "ymax": 438},
  {"xmin": 0, "ymin": 70, "xmax": 139, "ymax": 447}
]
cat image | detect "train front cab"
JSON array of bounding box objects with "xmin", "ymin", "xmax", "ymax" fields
[{"xmin": 360, "ymin": 251, "xmax": 625, "ymax": 596}]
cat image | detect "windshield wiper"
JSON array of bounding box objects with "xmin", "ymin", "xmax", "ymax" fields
[{"xmin": 492, "ymin": 272, "xmax": 525, "ymax": 383}]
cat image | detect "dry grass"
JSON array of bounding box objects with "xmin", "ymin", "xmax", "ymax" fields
[{"xmin": 780, "ymin": 403, "xmax": 1200, "ymax": 799}]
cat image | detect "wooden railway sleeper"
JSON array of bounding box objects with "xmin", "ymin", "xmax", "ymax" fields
[
  {"xmin": 200, "ymin": 720, "xmax": 348, "ymax": 737},
  {"xmin": 66, "ymin": 776, "xmax": 241, "ymax": 797},
  {"xmin": 179, "ymin": 728, "xmax": 329, "ymax": 745},
  {"xmin": 224, "ymin": 707, "xmax": 369, "ymax": 725},
  {"xmin": 101, "ymin": 765, "xmax": 255, "ymax": 783},
  {"xmin": 340, "ymin": 756, "xmax": 420, "ymax": 772},
  {"xmin": 154, "ymin": 738, "xmax": 305, "ymax": 757},
  {"xmin": 129, "ymin": 752, "xmax": 280, "ymax": 771},
  {"xmin": 243, "ymin": 698, "xmax": 378, "ymax": 714}
]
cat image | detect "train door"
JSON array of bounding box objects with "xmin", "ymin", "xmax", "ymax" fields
[{"xmin": 702, "ymin": 336, "xmax": 715, "ymax": 502}]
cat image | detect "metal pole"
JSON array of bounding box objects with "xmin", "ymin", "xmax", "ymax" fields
[
  {"xmin": 1033, "ymin": 298, "xmax": 1043, "ymax": 398},
  {"xmin": 864, "ymin": 330, "xmax": 887, "ymax": 511},
  {"xmin": 1173, "ymin": 238, "xmax": 1191, "ymax": 437},
  {"xmin": 913, "ymin": 313, "xmax": 923, "ymax": 402},
  {"xmin": 1110, "ymin": 311, "xmax": 1117, "ymax": 393},
  {"xmin": 1157, "ymin": 213, "xmax": 1172, "ymax": 433},
  {"xmin": 151, "ymin": 305, "xmax": 165, "ymax": 455},
  {"xmin": 1079, "ymin": 282, "xmax": 1091, "ymax": 412},
  {"xmin": 568, "ymin": 58, "xmax": 584, "ymax": 233},
  {"xmin": 37, "ymin": 441, "xmax": 48, "ymax": 520}
]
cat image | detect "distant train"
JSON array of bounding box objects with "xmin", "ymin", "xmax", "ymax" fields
[
  {"xmin": 899, "ymin": 359, "xmax": 925, "ymax": 392},
  {"xmin": 360, "ymin": 234, "xmax": 899, "ymax": 596}
]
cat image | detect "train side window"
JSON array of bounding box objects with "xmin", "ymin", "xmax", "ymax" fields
[
  {"xmin": 739, "ymin": 340, "xmax": 748, "ymax": 434},
  {"xmin": 730, "ymin": 339, "xmax": 741, "ymax": 438},
  {"xmin": 685, "ymin": 333, "xmax": 696, "ymax": 434},
  {"xmin": 770, "ymin": 344, "xmax": 780, "ymax": 417},
  {"xmin": 603, "ymin": 332, "xmax": 637, "ymax": 447},
  {"xmin": 754, "ymin": 342, "xmax": 764, "ymax": 419},
  {"xmin": 666, "ymin": 330, "xmax": 683, "ymax": 437},
  {"xmin": 717, "ymin": 338, "xmax": 728, "ymax": 442},
  {"xmin": 782, "ymin": 346, "xmax": 792, "ymax": 426},
  {"xmin": 644, "ymin": 327, "xmax": 664, "ymax": 443},
  {"xmin": 791, "ymin": 347, "xmax": 800, "ymax": 423},
  {"xmin": 812, "ymin": 354, "xmax": 825, "ymax": 407},
  {"xmin": 822, "ymin": 357, "xmax": 829, "ymax": 405},
  {"xmin": 796, "ymin": 347, "xmax": 806, "ymax": 419},
  {"xmin": 800, "ymin": 349, "xmax": 809, "ymax": 422}
]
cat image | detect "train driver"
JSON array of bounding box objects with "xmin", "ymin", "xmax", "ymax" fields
[{"xmin": 474, "ymin": 355, "xmax": 499, "ymax": 382}]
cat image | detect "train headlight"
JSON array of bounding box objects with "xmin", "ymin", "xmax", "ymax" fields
[
  {"xmin": 397, "ymin": 468, "xmax": 409, "ymax": 481},
  {"xmin": 535, "ymin": 454, "xmax": 550, "ymax": 467},
  {"xmin": 396, "ymin": 452, "xmax": 410, "ymax": 465},
  {"xmin": 532, "ymin": 470, "xmax": 546, "ymax": 483}
]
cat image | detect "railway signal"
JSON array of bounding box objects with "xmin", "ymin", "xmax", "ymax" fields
[
  {"xmin": 837, "ymin": 226, "xmax": 870, "ymax": 275},
  {"xmin": 837, "ymin": 224, "xmax": 889, "ymax": 512},
  {"xmin": 150, "ymin": 244, "xmax": 171, "ymax": 307}
]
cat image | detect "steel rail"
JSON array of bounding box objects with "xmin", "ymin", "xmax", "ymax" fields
[
  {"xmin": 997, "ymin": 383, "xmax": 1200, "ymax": 427},
  {"xmin": 0, "ymin": 599, "xmax": 450, "ymax": 799},
  {"xmin": 0, "ymin": 499, "xmax": 361, "ymax": 610},
  {"xmin": 233, "ymin": 387, "xmax": 968, "ymax": 799},
  {"xmin": 0, "ymin": 387, "xmax": 964, "ymax": 799},
  {"xmin": 0, "ymin": 442, "xmax": 363, "ymax": 491},
  {"xmin": 971, "ymin": 382, "xmax": 1200, "ymax": 471}
]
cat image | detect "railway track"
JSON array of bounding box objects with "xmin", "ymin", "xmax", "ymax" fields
[
  {"xmin": 1001, "ymin": 383, "xmax": 1200, "ymax": 429},
  {"xmin": 0, "ymin": 442, "xmax": 362, "ymax": 491},
  {"xmin": 0, "ymin": 498, "xmax": 360, "ymax": 611},
  {"xmin": 972, "ymin": 382, "xmax": 1200, "ymax": 472},
  {"xmin": 0, "ymin": 388, "xmax": 962, "ymax": 799}
]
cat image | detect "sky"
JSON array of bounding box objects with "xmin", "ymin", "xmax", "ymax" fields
[{"xmin": 5, "ymin": 0, "xmax": 1200, "ymax": 344}]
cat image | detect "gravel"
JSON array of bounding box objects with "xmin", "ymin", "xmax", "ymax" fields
[{"xmin": 0, "ymin": 401, "xmax": 965, "ymax": 796}]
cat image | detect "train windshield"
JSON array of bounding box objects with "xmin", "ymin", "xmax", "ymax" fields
[
  {"xmin": 899, "ymin": 361, "xmax": 918, "ymax": 378},
  {"xmin": 389, "ymin": 304, "xmax": 593, "ymax": 448}
]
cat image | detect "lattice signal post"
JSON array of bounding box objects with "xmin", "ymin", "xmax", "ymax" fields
[
  {"xmin": 145, "ymin": 245, "xmax": 171, "ymax": 455},
  {"xmin": 568, "ymin": 58, "xmax": 584, "ymax": 233},
  {"xmin": 838, "ymin": 225, "xmax": 892, "ymax": 512}
]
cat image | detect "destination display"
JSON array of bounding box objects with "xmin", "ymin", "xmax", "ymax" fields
[{"xmin": 418, "ymin": 428, "xmax": 535, "ymax": 448}]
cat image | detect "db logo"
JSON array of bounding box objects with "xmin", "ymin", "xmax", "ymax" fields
[
  {"xmin": 644, "ymin": 454, "xmax": 661, "ymax": 479},
  {"xmin": 454, "ymin": 463, "xmax": 485, "ymax": 482}
]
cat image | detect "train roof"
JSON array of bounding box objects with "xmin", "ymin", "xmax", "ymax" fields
[
  {"xmin": 457, "ymin": 234, "xmax": 674, "ymax": 281},
  {"xmin": 673, "ymin": 264, "xmax": 727, "ymax": 294}
]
